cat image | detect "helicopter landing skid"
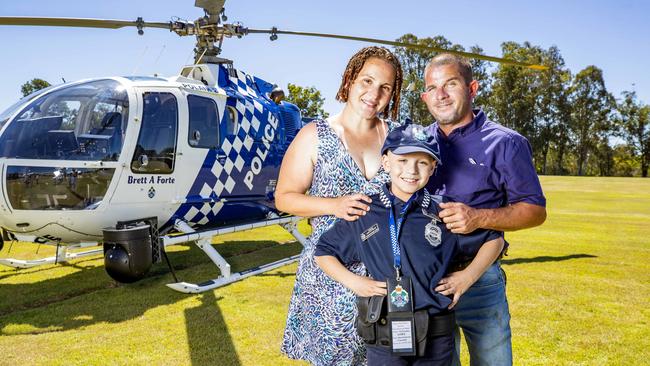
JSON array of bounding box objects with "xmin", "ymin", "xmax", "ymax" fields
[
  {"xmin": 164, "ymin": 215, "xmax": 307, "ymax": 293},
  {"xmin": 0, "ymin": 243, "xmax": 103, "ymax": 269}
]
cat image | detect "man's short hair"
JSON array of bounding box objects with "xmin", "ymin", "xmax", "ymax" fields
[{"xmin": 424, "ymin": 53, "xmax": 473, "ymax": 85}]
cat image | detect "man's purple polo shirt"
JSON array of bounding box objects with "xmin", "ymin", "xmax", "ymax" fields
[{"xmin": 426, "ymin": 109, "xmax": 546, "ymax": 210}]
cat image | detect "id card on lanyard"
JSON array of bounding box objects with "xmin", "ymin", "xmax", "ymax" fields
[{"xmin": 387, "ymin": 194, "xmax": 416, "ymax": 356}]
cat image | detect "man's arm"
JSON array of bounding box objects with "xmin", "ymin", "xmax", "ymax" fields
[
  {"xmin": 438, "ymin": 201, "xmax": 546, "ymax": 234},
  {"xmin": 275, "ymin": 122, "xmax": 371, "ymax": 220}
]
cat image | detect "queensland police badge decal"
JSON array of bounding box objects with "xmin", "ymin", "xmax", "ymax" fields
[{"xmin": 390, "ymin": 284, "xmax": 410, "ymax": 307}]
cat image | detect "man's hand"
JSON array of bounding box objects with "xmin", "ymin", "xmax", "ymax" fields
[
  {"xmin": 348, "ymin": 275, "xmax": 387, "ymax": 297},
  {"xmin": 438, "ymin": 202, "xmax": 484, "ymax": 234},
  {"xmin": 440, "ymin": 201, "xmax": 546, "ymax": 232},
  {"xmin": 435, "ymin": 270, "xmax": 476, "ymax": 309}
]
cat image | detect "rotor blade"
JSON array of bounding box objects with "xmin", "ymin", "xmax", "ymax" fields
[
  {"xmin": 246, "ymin": 28, "xmax": 548, "ymax": 70},
  {"xmin": 0, "ymin": 17, "xmax": 171, "ymax": 30}
]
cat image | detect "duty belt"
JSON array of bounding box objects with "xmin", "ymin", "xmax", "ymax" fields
[{"xmin": 356, "ymin": 296, "xmax": 455, "ymax": 356}]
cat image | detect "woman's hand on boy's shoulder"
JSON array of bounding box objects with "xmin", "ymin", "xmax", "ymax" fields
[{"xmin": 333, "ymin": 194, "xmax": 372, "ymax": 221}]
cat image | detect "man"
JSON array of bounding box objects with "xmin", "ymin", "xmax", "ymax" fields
[{"xmin": 421, "ymin": 53, "xmax": 547, "ymax": 366}]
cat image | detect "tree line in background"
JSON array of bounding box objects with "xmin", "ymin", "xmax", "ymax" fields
[
  {"xmin": 288, "ymin": 35, "xmax": 649, "ymax": 178},
  {"xmin": 391, "ymin": 34, "xmax": 650, "ymax": 178}
]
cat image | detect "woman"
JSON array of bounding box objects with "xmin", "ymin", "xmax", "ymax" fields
[{"xmin": 277, "ymin": 46, "xmax": 403, "ymax": 365}]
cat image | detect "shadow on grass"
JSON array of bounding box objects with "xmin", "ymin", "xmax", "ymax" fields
[
  {"xmin": 501, "ymin": 253, "xmax": 597, "ymax": 265},
  {"xmin": 0, "ymin": 240, "xmax": 302, "ymax": 338},
  {"xmin": 0, "ymin": 256, "xmax": 102, "ymax": 281},
  {"xmin": 185, "ymin": 291, "xmax": 241, "ymax": 366},
  {"xmin": 256, "ymin": 270, "xmax": 296, "ymax": 278}
]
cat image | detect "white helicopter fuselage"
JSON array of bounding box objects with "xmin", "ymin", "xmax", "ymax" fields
[{"xmin": 0, "ymin": 64, "xmax": 301, "ymax": 245}]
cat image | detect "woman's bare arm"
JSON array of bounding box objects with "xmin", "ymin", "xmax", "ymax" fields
[{"xmin": 275, "ymin": 122, "xmax": 371, "ymax": 220}]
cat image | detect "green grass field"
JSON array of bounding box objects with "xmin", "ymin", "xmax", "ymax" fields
[{"xmin": 0, "ymin": 176, "xmax": 648, "ymax": 365}]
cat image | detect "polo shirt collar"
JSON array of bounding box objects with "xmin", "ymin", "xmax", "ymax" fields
[
  {"xmin": 437, "ymin": 108, "xmax": 486, "ymax": 139},
  {"xmin": 379, "ymin": 184, "xmax": 432, "ymax": 210}
]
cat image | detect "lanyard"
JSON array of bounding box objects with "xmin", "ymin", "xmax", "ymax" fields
[{"xmin": 388, "ymin": 194, "xmax": 415, "ymax": 280}]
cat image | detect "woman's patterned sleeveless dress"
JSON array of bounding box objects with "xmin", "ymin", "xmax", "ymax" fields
[{"xmin": 281, "ymin": 118, "xmax": 393, "ymax": 365}]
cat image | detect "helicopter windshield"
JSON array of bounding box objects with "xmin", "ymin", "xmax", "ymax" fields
[
  {"xmin": 0, "ymin": 79, "xmax": 129, "ymax": 161},
  {"xmin": 0, "ymin": 85, "xmax": 57, "ymax": 131}
]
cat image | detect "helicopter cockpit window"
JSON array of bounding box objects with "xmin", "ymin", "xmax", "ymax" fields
[
  {"xmin": 0, "ymin": 84, "xmax": 57, "ymax": 131},
  {"xmin": 131, "ymin": 92, "xmax": 178, "ymax": 174},
  {"xmin": 187, "ymin": 95, "xmax": 219, "ymax": 149},
  {"xmin": 0, "ymin": 79, "xmax": 129, "ymax": 161}
]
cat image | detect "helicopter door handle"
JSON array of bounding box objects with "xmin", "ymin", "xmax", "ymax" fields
[
  {"xmin": 216, "ymin": 154, "xmax": 227, "ymax": 164},
  {"xmin": 83, "ymin": 161, "xmax": 104, "ymax": 168},
  {"xmin": 138, "ymin": 154, "xmax": 149, "ymax": 167}
]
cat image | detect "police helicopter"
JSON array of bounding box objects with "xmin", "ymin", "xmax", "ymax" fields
[{"xmin": 0, "ymin": 0, "xmax": 545, "ymax": 293}]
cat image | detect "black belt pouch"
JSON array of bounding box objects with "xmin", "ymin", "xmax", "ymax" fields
[
  {"xmin": 357, "ymin": 296, "xmax": 431, "ymax": 356},
  {"xmin": 413, "ymin": 309, "xmax": 429, "ymax": 356},
  {"xmin": 356, "ymin": 295, "xmax": 385, "ymax": 344}
]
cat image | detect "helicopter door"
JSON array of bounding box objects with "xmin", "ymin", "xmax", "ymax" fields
[
  {"xmin": 181, "ymin": 93, "xmax": 224, "ymax": 199},
  {"xmin": 131, "ymin": 92, "xmax": 179, "ymax": 176},
  {"xmin": 110, "ymin": 90, "xmax": 180, "ymax": 220}
]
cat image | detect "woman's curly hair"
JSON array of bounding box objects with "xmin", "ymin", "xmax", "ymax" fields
[{"xmin": 335, "ymin": 46, "xmax": 403, "ymax": 120}]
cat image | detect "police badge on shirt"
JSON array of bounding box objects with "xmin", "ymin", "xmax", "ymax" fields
[{"xmin": 422, "ymin": 207, "xmax": 442, "ymax": 247}]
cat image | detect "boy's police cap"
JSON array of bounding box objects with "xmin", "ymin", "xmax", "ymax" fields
[{"xmin": 381, "ymin": 123, "xmax": 441, "ymax": 163}]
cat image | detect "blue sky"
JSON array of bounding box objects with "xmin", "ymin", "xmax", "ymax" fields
[{"xmin": 1, "ymin": 0, "xmax": 648, "ymax": 115}]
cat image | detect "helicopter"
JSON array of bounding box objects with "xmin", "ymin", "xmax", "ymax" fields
[{"xmin": 0, "ymin": 0, "xmax": 545, "ymax": 293}]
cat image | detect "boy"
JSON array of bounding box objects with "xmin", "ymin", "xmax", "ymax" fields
[{"xmin": 314, "ymin": 123, "xmax": 504, "ymax": 366}]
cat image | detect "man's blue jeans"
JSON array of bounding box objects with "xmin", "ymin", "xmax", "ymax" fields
[{"xmin": 452, "ymin": 262, "xmax": 512, "ymax": 366}]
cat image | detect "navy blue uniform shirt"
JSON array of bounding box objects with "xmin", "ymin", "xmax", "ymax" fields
[
  {"xmin": 426, "ymin": 109, "xmax": 546, "ymax": 210},
  {"xmin": 315, "ymin": 184, "xmax": 503, "ymax": 314}
]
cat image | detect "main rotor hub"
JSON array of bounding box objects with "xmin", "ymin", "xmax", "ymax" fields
[{"xmin": 168, "ymin": 4, "xmax": 248, "ymax": 64}]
